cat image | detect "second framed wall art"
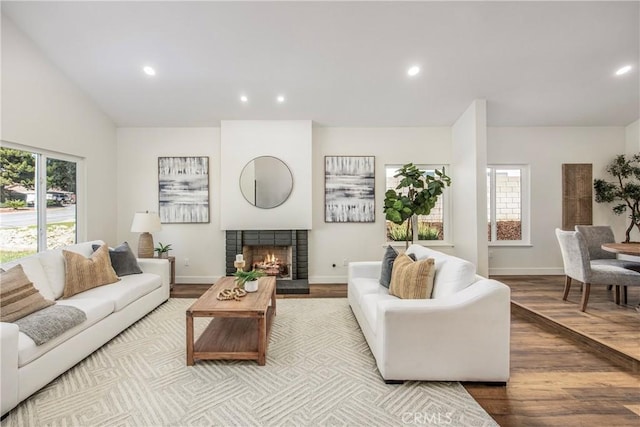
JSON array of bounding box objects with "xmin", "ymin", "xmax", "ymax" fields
[{"xmin": 325, "ymin": 155, "xmax": 375, "ymax": 223}]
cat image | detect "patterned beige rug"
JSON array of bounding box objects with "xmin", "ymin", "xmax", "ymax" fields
[{"xmin": 1, "ymin": 298, "xmax": 497, "ymax": 426}]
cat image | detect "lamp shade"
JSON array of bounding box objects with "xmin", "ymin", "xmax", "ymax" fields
[{"xmin": 131, "ymin": 212, "xmax": 162, "ymax": 233}]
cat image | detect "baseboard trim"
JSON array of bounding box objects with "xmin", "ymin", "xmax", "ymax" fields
[
  {"xmin": 490, "ymin": 267, "xmax": 564, "ymax": 276},
  {"xmin": 309, "ymin": 276, "xmax": 348, "ymax": 284}
]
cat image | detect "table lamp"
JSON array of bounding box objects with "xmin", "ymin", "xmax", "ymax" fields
[{"xmin": 131, "ymin": 211, "xmax": 162, "ymax": 258}]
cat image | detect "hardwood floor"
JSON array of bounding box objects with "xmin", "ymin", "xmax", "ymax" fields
[
  {"xmin": 172, "ymin": 280, "xmax": 640, "ymax": 426},
  {"xmin": 501, "ymin": 275, "xmax": 640, "ymax": 366}
]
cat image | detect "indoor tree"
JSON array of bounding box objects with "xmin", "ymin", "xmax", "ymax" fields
[
  {"xmin": 384, "ymin": 163, "xmax": 451, "ymax": 248},
  {"xmin": 594, "ymin": 153, "xmax": 640, "ymax": 243}
]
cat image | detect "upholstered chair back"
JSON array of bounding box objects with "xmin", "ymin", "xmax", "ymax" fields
[
  {"xmin": 574, "ymin": 225, "xmax": 616, "ymax": 260},
  {"xmin": 556, "ymin": 229, "xmax": 591, "ymax": 283}
]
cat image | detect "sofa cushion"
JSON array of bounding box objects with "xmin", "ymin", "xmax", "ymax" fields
[
  {"xmin": 0, "ymin": 265, "xmax": 55, "ymax": 322},
  {"xmin": 389, "ymin": 254, "xmax": 436, "ymax": 299},
  {"xmin": 66, "ymin": 273, "xmax": 161, "ymax": 312},
  {"xmin": 17, "ymin": 297, "xmax": 114, "ymax": 367},
  {"xmin": 405, "ymin": 244, "xmax": 476, "ymax": 298},
  {"xmin": 1, "ymin": 255, "xmax": 56, "ymax": 301},
  {"xmin": 62, "ymin": 244, "xmax": 119, "ymax": 298},
  {"xmin": 92, "ymin": 241, "xmax": 142, "ymax": 277},
  {"xmin": 350, "ymin": 277, "xmax": 381, "ymax": 306},
  {"xmin": 361, "ymin": 293, "xmax": 397, "ymax": 334}
]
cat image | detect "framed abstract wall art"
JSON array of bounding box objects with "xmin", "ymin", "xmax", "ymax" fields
[
  {"xmin": 158, "ymin": 156, "xmax": 210, "ymax": 223},
  {"xmin": 325, "ymin": 155, "xmax": 375, "ymax": 223}
]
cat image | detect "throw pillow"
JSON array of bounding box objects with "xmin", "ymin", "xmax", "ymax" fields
[
  {"xmin": 92, "ymin": 241, "xmax": 142, "ymax": 277},
  {"xmin": 62, "ymin": 244, "xmax": 119, "ymax": 298},
  {"xmin": 389, "ymin": 253, "xmax": 436, "ymax": 299},
  {"xmin": 379, "ymin": 245, "xmax": 399, "ymax": 288},
  {"xmin": 379, "ymin": 246, "xmax": 417, "ymax": 288},
  {"xmin": 0, "ymin": 264, "xmax": 55, "ymax": 322}
]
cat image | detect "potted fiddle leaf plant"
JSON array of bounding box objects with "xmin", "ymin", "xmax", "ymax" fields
[
  {"xmin": 384, "ymin": 163, "xmax": 451, "ymax": 248},
  {"xmin": 154, "ymin": 242, "xmax": 172, "ymax": 259},
  {"xmin": 233, "ymin": 269, "xmax": 266, "ymax": 292}
]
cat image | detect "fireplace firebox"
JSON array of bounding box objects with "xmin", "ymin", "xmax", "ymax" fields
[
  {"xmin": 243, "ymin": 245, "xmax": 292, "ymax": 278},
  {"xmin": 226, "ymin": 230, "xmax": 308, "ymax": 294}
]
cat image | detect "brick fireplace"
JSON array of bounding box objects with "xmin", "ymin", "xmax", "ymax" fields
[{"xmin": 225, "ymin": 230, "xmax": 308, "ymax": 294}]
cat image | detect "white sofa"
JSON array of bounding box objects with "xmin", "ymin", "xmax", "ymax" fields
[
  {"xmin": 348, "ymin": 244, "xmax": 510, "ymax": 383},
  {"xmin": 1, "ymin": 240, "xmax": 170, "ymax": 416}
]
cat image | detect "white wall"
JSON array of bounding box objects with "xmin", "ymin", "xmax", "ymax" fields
[
  {"xmin": 310, "ymin": 127, "xmax": 451, "ymax": 283},
  {"xmin": 1, "ymin": 15, "xmax": 118, "ymax": 243},
  {"xmin": 451, "ymin": 100, "xmax": 489, "ymax": 277},
  {"xmin": 220, "ymin": 120, "xmax": 312, "ymax": 230},
  {"xmin": 626, "ymin": 119, "xmax": 639, "ymax": 156},
  {"xmin": 114, "ymin": 124, "xmax": 630, "ymax": 283},
  {"xmin": 116, "ymin": 128, "xmax": 222, "ymax": 283},
  {"xmin": 487, "ymin": 127, "xmax": 627, "ymax": 275}
]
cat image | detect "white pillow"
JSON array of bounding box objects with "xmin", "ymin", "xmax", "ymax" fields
[{"xmin": 405, "ymin": 245, "xmax": 476, "ymax": 298}]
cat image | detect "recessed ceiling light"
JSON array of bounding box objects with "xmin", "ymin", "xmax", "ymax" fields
[
  {"xmin": 407, "ymin": 65, "xmax": 420, "ymax": 77},
  {"xmin": 143, "ymin": 66, "xmax": 156, "ymax": 76},
  {"xmin": 615, "ymin": 65, "xmax": 632, "ymax": 76},
  {"xmin": 240, "ymin": 95, "xmax": 248, "ymax": 103},
  {"xmin": 277, "ymin": 95, "xmax": 285, "ymax": 103}
]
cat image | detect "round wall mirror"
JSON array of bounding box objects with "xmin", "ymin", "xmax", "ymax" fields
[{"xmin": 239, "ymin": 156, "xmax": 293, "ymax": 209}]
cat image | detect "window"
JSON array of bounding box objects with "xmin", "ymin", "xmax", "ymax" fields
[
  {"xmin": 487, "ymin": 165, "xmax": 529, "ymax": 244},
  {"xmin": 385, "ymin": 164, "xmax": 450, "ymax": 243},
  {"xmin": 0, "ymin": 144, "xmax": 79, "ymax": 262}
]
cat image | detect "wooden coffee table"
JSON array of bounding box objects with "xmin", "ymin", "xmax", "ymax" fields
[{"xmin": 186, "ymin": 276, "xmax": 276, "ymax": 366}]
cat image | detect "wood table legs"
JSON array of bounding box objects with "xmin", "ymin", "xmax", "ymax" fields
[{"xmin": 186, "ymin": 312, "xmax": 194, "ymax": 366}]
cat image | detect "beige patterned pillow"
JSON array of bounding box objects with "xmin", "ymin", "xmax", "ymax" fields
[
  {"xmin": 1, "ymin": 264, "xmax": 55, "ymax": 322},
  {"xmin": 389, "ymin": 253, "xmax": 436, "ymax": 299},
  {"xmin": 62, "ymin": 244, "xmax": 119, "ymax": 298}
]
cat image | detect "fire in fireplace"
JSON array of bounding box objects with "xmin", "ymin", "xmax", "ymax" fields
[{"xmin": 242, "ymin": 245, "xmax": 292, "ymax": 279}]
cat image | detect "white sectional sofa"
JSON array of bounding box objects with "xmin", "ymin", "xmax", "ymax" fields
[
  {"xmin": 1, "ymin": 240, "xmax": 170, "ymax": 416},
  {"xmin": 348, "ymin": 244, "xmax": 510, "ymax": 383}
]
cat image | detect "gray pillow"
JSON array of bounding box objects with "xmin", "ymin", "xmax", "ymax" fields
[
  {"xmin": 379, "ymin": 246, "xmax": 417, "ymax": 288},
  {"xmin": 380, "ymin": 246, "xmax": 399, "ymax": 288},
  {"xmin": 92, "ymin": 242, "xmax": 142, "ymax": 277}
]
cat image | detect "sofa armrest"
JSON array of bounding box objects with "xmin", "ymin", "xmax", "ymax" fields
[
  {"xmin": 348, "ymin": 261, "xmax": 382, "ymax": 281},
  {"xmin": 376, "ymin": 279, "xmax": 511, "ymax": 381},
  {"xmin": 137, "ymin": 258, "xmax": 170, "ymax": 288},
  {"xmin": 1, "ymin": 322, "xmax": 20, "ymax": 416}
]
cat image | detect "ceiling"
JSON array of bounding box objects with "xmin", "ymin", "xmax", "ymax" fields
[{"xmin": 2, "ymin": 1, "xmax": 638, "ymax": 128}]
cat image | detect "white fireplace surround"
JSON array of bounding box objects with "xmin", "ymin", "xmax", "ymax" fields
[{"xmin": 220, "ymin": 120, "xmax": 313, "ymax": 230}]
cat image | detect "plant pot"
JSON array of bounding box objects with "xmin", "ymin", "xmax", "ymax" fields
[
  {"xmin": 159, "ymin": 252, "xmax": 169, "ymax": 259},
  {"xmin": 244, "ymin": 280, "xmax": 258, "ymax": 293}
]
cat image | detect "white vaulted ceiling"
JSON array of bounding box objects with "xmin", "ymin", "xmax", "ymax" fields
[{"xmin": 2, "ymin": 1, "xmax": 638, "ymax": 127}]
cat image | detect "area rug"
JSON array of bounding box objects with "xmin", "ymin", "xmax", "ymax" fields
[{"xmin": 1, "ymin": 298, "xmax": 497, "ymax": 427}]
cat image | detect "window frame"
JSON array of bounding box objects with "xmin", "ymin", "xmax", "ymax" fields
[
  {"xmin": 384, "ymin": 164, "xmax": 452, "ymax": 246},
  {"xmin": 1, "ymin": 140, "xmax": 84, "ymax": 252},
  {"xmin": 487, "ymin": 164, "xmax": 530, "ymax": 246}
]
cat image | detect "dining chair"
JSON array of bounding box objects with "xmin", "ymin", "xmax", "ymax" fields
[
  {"xmin": 575, "ymin": 225, "xmax": 640, "ymax": 304},
  {"xmin": 555, "ymin": 228, "xmax": 640, "ymax": 311}
]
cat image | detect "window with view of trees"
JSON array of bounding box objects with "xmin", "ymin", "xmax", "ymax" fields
[
  {"xmin": 385, "ymin": 164, "xmax": 449, "ymax": 243},
  {"xmin": 0, "ymin": 145, "xmax": 78, "ymax": 262},
  {"xmin": 487, "ymin": 165, "xmax": 529, "ymax": 244}
]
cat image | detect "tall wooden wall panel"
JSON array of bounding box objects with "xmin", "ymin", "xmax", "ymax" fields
[{"xmin": 562, "ymin": 164, "xmax": 593, "ymax": 230}]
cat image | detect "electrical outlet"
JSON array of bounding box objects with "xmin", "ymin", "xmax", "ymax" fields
[
  {"xmin": 184, "ymin": 258, "xmax": 190, "ymax": 267},
  {"xmin": 342, "ymin": 258, "xmax": 348, "ymax": 266}
]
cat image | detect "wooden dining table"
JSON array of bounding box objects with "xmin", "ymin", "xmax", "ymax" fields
[
  {"xmin": 601, "ymin": 242, "xmax": 640, "ymax": 256},
  {"xmin": 600, "ymin": 243, "xmax": 640, "ymax": 305}
]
